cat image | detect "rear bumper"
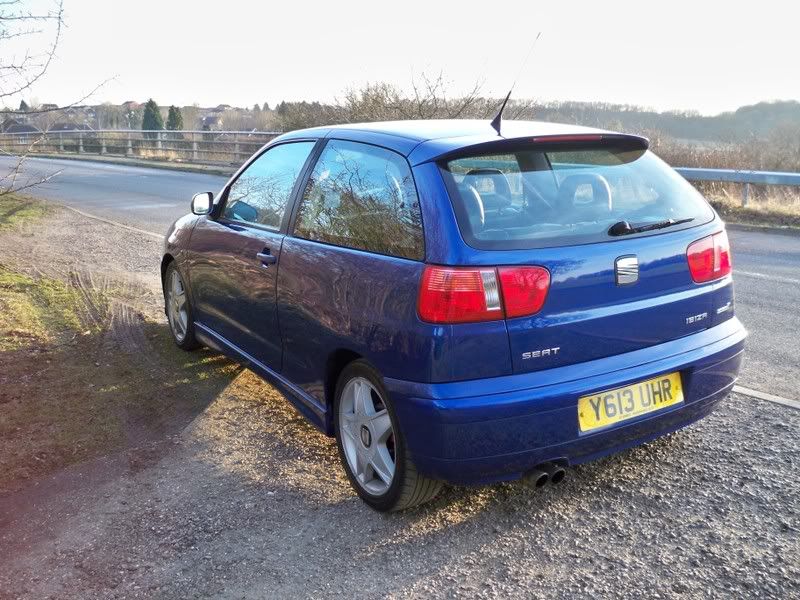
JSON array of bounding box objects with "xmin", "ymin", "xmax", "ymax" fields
[{"xmin": 386, "ymin": 317, "xmax": 747, "ymax": 485}]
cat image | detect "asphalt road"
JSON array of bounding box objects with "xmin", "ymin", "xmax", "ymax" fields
[
  {"xmin": 0, "ymin": 156, "xmax": 228, "ymax": 234},
  {"xmin": 2, "ymin": 155, "xmax": 798, "ymax": 399}
]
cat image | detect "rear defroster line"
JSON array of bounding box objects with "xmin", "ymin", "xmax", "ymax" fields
[{"xmin": 733, "ymin": 385, "xmax": 800, "ymax": 411}]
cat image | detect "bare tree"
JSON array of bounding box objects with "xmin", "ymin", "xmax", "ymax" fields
[
  {"xmin": 338, "ymin": 72, "xmax": 498, "ymax": 123},
  {"xmin": 0, "ymin": 0, "xmax": 65, "ymax": 196},
  {"xmin": 266, "ymin": 72, "xmax": 539, "ymax": 133}
]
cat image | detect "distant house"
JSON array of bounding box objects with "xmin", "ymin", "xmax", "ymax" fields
[
  {"xmin": 121, "ymin": 101, "xmax": 141, "ymax": 112},
  {"xmin": 49, "ymin": 122, "xmax": 93, "ymax": 132},
  {"xmin": 1, "ymin": 117, "xmax": 21, "ymax": 132},
  {"xmin": 40, "ymin": 103, "xmax": 58, "ymax": 111},
  {"xmin": 1, "ymin": 118, "xmax": 40, "ymax": 134},
  {"xmin": 201, "ymin": 114, "xmax": 223, "ymax": 131},
  {"xmin": 213, "ymin": 104, "xmax": 232, "ymax": 113}
]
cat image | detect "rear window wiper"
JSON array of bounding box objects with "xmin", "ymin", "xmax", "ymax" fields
[{"xmin": 608, "ymin": 217, "xmax": 695, "ymax": 237}]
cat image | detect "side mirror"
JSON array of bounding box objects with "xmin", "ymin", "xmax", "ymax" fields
[{"xmin": 191, "ymin": 192, "xmax": 213, "ymax": 215}]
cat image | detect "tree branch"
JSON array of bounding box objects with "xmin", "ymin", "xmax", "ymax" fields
[{"xmin": 0, "ymin": 0, "xmax": 63, "ymax": 99}]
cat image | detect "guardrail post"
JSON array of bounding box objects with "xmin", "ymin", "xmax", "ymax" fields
[
  {"xmin": 126, "ymin": 132, "xmax": 133, "ymax": 157},
  {"xmin": 78, "ymin": 133, "xmax": 84, "ymax": 154},
  {"xmin": 742, "ymin": 182, "xmax": 750, "ymax": 207},
  {"xmin": 192, "ymin": 132, "xmax": 199, "ymax": 161},
  {"xmin": 100, "ymin": 136, "xmax": 106, "ymax": 155},
  {"xmin": 59, "ymin": 133, "xmax": 64, "ymax": 152},
  {"xmin": 156, "ymin": 131, "xmax": 162, "ymax": 151},
  {"xmin": 234, "ymin": 139, "xmax": 240, "ymax": 161}
]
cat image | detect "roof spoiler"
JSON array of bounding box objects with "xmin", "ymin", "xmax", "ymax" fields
[{"xmin": 430, "ymin": 133, "xmax": 650, "ymax": 164}]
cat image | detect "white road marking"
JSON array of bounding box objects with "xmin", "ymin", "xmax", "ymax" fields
[
  {"xmin": 734, "ymin": 385, "xmax": 800, "ymax": 411},
  {"xmin": 60, "ymin": 205, "xmax": 164, "ymax": 240},
  {"xmin": 735, "ymin": 270, "xmax": 800, "ymax": 285},
  {"xmin": 122, "ymin": 202, "xmax": 180, "ymax": 210}
]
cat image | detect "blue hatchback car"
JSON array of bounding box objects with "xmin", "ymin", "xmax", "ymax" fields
[{"xmin": 162, "ymin": 120, "xmax": 746, "ymax": 511}]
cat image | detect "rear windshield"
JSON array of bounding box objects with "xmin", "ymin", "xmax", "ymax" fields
[{"xmin": 440, "ymin": 144, "xmax": 714, "ymax": 249}]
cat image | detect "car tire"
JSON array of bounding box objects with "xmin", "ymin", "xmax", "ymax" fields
[
  {"xmin": 164, "ymin": 261, "xmax": 201, "ymax": 351},
  {"xmin": 334, "ymin": 359, "xmax": 443, "ymax": 512}
]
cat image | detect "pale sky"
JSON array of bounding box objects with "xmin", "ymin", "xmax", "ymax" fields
[{"xmin": 9, "ymin": 0, "xmax": 800, "ymax": 115}]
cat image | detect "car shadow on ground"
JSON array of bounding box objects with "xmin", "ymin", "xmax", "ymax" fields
[
  {"xmin": 12, "ymin": 390, "xmax": 694, "ymax": 597},
  {"xmin": 0, "ymin": 297, "xmax": 243, "ymax": 496}
]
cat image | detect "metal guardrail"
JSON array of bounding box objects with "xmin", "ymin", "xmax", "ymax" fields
[
  {"xmin": 0, "ymin": 130, "xmax": 798, "ymax": 207},
  {"xmin": 674, "ymin": 167, "xmax": 800, "ymax": 186},
  {"xmin": 674, "ymin": 167, "xmax": 800, "ymax": 206}
]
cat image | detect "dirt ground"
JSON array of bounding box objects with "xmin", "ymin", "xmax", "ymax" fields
[
  {"xmin": 0, "ymin": 200, "xmax": 797, "ymax": 599},
  {"xmin": 0, "ymin": 198, "xmax": 239, "ymax": 493}
]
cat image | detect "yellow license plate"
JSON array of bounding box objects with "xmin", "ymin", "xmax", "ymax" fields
[{"xmin": 578, "ymin": 372, "xmax": 684, "ymax": 432}]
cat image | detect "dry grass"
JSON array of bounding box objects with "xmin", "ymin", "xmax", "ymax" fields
[
  {"xmin": 0, "ymin": 196, "xmax": 241, "ymax": 493},
  {"xmin": 650, "ymin": 130, "xmax": 800, "ymax": 226},
  {"xmin": 709, "ymin": 198, "xmax": 800, "ymax": 229},
  {"xmin": 694, "ymin": 181, "xmax": 800, "ymax": 221},
  {"xmin": 0, "ymin": 266, "xmax": 94, "ymax": 350},
  {"xmin": 137, "ymin": 147, "xmax": 181, "ymax": 161},
  {"xmin": 0, "ymin": 304, "xmax": 237, "ymax": 493},
  {"xmin": 0, "ymin": 196, "xmax": 50, "ymax": 230}
]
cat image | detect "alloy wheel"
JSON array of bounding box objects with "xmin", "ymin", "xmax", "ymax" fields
[
  {"xmin": 338, "ymin": 376, "xmax": 396, "ymax": 495},
  {"xmin": 166, "ymin": 269, "xmax": 189, "ymax": 343}
]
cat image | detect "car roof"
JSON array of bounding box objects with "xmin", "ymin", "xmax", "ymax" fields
[{"xmin": 276, "ymin": 119, "xmax": 614, "ymax": 166}]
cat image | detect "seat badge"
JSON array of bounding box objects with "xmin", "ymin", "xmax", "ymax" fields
[{"xmin": 615, "ymin": 255, "xmax": 639, "ymax": 285}]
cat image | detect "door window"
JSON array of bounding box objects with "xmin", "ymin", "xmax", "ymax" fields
[
  {"xmin": 294, "ymin": 140, "xmax": 424, "ymax": 260},
  {"xmin": 223, "ymin": 141, "xmax": 315, "ymax": 229}
]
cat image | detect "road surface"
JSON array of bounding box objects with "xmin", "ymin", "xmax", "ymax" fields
[
  {"xmin": 0, "ymin": 155, "xmax": 227, "ymax": 234},
  {"xmin": 1, "ymin": 155, "xmax": 798, "ymax": 400}
]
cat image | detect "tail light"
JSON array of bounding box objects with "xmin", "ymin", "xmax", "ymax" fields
[
  {"xmin": 497, "ymin": 266, "xmax": 550, "ymax": 318},
  {"xmin": 687, "ymin": 231, "xmax": 732, "ymax": 283},
  {"xmin": 418, "ymin": 265, "xmax": 550, "ymax": 324}
]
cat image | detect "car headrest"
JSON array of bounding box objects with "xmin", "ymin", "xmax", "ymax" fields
[
  {"xmin": 458, "ymin": 183, "xmax": 485, "ymax": 233},
  {"xmin": 557, "ymin": 173, "xmax": 612, "ymax": 212},
  {"xmin": 464, "ymin": 168, "xmax": 512, "ymax": 201}
]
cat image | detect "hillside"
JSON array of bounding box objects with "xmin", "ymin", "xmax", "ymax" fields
[{"xmin": 528, "ymin": 100, "xmax": 800, "ymax": 142}]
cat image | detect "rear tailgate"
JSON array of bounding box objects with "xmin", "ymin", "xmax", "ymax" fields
[
  {"xmin": 433, "ymin": 134, "xmax": 732, "ymax": 375},
  {"xmin": 502, "ymin": 227, "xmax": 722, "ymax": 374}
]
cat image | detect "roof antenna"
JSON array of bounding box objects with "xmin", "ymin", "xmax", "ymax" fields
[{"xmin": 490, "ymin": 31, "xmax": 542, "ymax": 135}]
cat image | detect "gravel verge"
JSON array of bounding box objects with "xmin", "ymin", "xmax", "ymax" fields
[{"xmin": 0, "ymin": 390, "xmax": 797, "ymax": 599}]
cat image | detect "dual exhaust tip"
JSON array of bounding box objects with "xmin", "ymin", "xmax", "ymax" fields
[{"xmin": 524, "ymin": 462, "xmax": 566, "ymax": 489}]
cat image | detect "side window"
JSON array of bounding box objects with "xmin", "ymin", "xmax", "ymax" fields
[
  {"xmin": 294, "ymin": 140, "xmax": 424, "ymax": 260},
  {"xmin": 223, "ymin": 141, "xmax": 315, "ymax": 228}
]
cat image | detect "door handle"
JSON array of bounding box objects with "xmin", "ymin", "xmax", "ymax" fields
[{"xmin": 256, "ymin": 250, "xmax": 277, "ymax": 266}]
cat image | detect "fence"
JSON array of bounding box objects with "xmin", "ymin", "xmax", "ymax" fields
[
  {"xmin": 1, "ymin": 129, "xmax": 799, "ymax": 206},
  {"xmin": 426, "ymin": 159, "xmax": 800, "ymax": 208},
  {"xmin": 673, "ymin": 168, "xmax": 800, "ymax": 207},
  {"xmin": 0, "ymin": 129, "xmax": 281, "ymax": 166}
]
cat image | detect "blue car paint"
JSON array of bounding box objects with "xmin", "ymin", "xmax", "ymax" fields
[
  {"xmin": 187, "ymin": 217, "xmax": 286, "ymax": 370},
  {"xmin": 276, "ymin": 237, "xmax": 514, "ymax": 396},
  {"xmin": 413, "ymin": 158, "xmax": 726, "ymax": 375},
  {"xmin": 163, "ymin": 120, "xmax": 747, "ymax": 486},
  {"xmin": 387, "ymin": 316, "xmax": 745, "ymax": 484}
]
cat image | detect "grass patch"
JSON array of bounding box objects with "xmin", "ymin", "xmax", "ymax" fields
[
  {"xmin": 0, "ymin": 195, "xmax": 49, "ymax": 230},
  {"xmin": 0, "ymin": 266, "xmax": 92, "ymax": 350},
  {"xmin": 709, "ymin": 198, "xmax": 800, "ymax": 230},
  {"xmin": 0, "ymin": 263, "xmax": 239, "ymax": 494}
]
